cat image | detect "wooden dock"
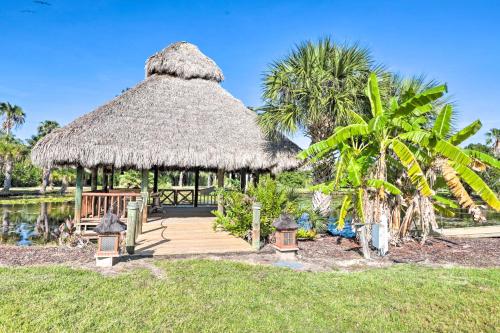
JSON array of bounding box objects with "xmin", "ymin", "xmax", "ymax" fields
[
  {"xmin": 437, "ymin": 225, "xmax": 500, "ymax": 238},
  {"xmin": 134, "ymin": 207, "xmax": 254, "ymax": 256}
]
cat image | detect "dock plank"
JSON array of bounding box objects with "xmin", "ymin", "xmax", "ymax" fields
[{"xmin": 135, "ymin": 214, "xmax": 253, "ymax": 256}]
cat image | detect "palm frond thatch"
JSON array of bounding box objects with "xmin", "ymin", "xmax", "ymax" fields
[{"xmin": 31, "ymin": 42, "xmax": 301, "ymax": 173}]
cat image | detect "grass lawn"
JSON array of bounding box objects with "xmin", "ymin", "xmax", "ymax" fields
[{"xmin": 0, "ymin": 260, "xmax": 498, "ymax": 332}]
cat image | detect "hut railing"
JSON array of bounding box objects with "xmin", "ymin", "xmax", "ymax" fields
[
  {"xmin": 151, "ymin": 189, "xmax": 216, "ymax": 206},
  {"xmin": 81, "ymin": 192, "xmax": 142, "ymax": 221}
]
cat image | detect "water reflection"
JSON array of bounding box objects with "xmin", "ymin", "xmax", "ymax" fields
[{"xmin": 0, "ymin": 201, "xmax": 73, "ymax": 245}]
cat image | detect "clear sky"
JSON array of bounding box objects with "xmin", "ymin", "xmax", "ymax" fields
[{"xmin": 1, "ymin": 0, "xmax": 499, "ymax": 148}]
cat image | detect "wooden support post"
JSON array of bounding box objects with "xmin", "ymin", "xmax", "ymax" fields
[
  {"xmin": 126, "ymin": 201, "xmax": 139, "ymax": 254},
  {"xmin": 217, "ymin": 169, "xmax": 224, "ymax": 214},
  {"xmin": 240, "ymin": 169, "xmax": 247, "ymax": 192},
  {"xmin": 140, "ymin": 169, "xmax": 149, "ymax": 223},
  {"xmin": 194, "ymin": 169, "xmax": 200, "ymax": 208},
  {"xmin": 136, "ymin": 197, "xmax": 143, "ymax": 237},
  {"xmin": 74, "ymin": 166, "xmax": 84, "ymax": 223},
  {"xmin": 109, "ymin": 166, "xmax": 114, "ymax": 190},
  {"xmin": 102, "ymin": 167, "xmax": 108, "ymax": 192},
  {"xmin": 90, "ymin": 168, "xmax": 97, "ymax": 191},
  {"xmin": 252, "ymin": 202, "xmax": 261, "ymax": 250},
  {"xmin": 153, "ymin": 165, "xmax": 159, "ymax": 193},
  {"xmin": 253, "ymin": 172, "xmax": 260, "ymax": 186}
]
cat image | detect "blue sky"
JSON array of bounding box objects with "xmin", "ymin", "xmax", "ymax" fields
[{"xmin": 0, "ymin": 0, "xmax": 499, "ymax": 148}]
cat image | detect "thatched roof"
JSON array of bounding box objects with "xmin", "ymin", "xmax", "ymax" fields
[{"xmin": 32, "ymin": 42, "xmax": 300, "ymax": 173}]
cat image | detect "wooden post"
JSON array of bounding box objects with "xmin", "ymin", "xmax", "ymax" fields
[
  {"xmin": 240, "ymin": 169, "xmax": 247, "ymax": 192},
  {"xmin": 252, "ymin": 202, "xmax": 261, "ymax": 250},
  {"xmin": 153, "ymin": 165, "xmax": 159, "ymax": 193},
  {"xmin": 253, "ymin": 172, "xmax": 260, "ymax": 186},
  {"xmin": 90, "ymin": 168, "xmax": 97, "ymax": 191},
  {"xmin": 217, "ymin": 169, "xmax": 224, "ymax": 214},
  {"xmin": 136, "ymin": 197, "xmax": 143, "ymax": 237},
  {"xmin": 74, "ymin": 166, "xmax": 84, "ymax": 223},
  {"xmin": 140, "ymin": 169, "xmax": 149, "ymax": 223},
  {"xmin": 194, "ymin": 169, "xmax": 200, "ymax": 207},
  {"xmin": 102, "ymin": 167, "xmax": 108, "ymax": 192},
  {"xmin": 109, "ymin": 166, "xmax": 114, "ymax": 190},
  {"xmin": 126, "ymin": 201, "xmax": 139, "ymax": 254}
]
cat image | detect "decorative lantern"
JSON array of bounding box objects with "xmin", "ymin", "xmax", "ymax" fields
[
  {"xmin": 94, "ymin": 210, "xmax": 127, "ymax": 267},
  {"xmin": 272, "ymin": 214, "xmax": 299, "ymax": 259},
  {"xmin": 96, "ymin": 234, "xmax": 120, "ymax": 257}
]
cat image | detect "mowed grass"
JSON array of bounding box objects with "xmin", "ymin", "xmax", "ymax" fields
[{"xmin": 0, "ymin": 260, "xmax": 498, "ymax": 332}]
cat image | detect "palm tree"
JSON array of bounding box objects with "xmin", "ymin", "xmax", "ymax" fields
[
  {"xmin": 259, "ymin": 38, "xmax": 378, "ymax": 215},
  {"xmin": 28, "ymin": 120, "xmax": 60, "ymax": 194},
  {"xmin": 0, "ymin": 102, "xmax": 25, "ymax": 136},
  {"xmin": 27, "ymin": 120, "xmax": 60, "ymax": 147},
  {"xmin": 0, "ymin": 103, "xmax": 26, "ymax": 193},
  {"xmin": 485, "ymin": 128, "xmax": 500, "ymax": 157},
  {"xmin": 0, "ymin": 136, "xmax": 27, "ymax": 193}
]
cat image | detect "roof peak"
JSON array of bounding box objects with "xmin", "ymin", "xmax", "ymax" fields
[{"xmin": 145, "ymin": 42, "xmax": 224, "ymax": 82}]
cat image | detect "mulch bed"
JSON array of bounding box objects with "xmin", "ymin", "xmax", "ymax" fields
[
  {"xmin": 388, "ymin": 237, "xmax": 500, "ymax": 267},
  {"xmin": 296, "ymin": 235, "xmax": 500, "ymax": 268},
  {"xmin": 0, "ymin": 235, "xmax": 498, "ymax": 269},
  {"xmin": 0, "ymin": 245, "xmax": 95, "ymax": 267}
]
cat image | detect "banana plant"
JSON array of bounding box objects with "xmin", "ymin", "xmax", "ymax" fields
[
  {"xmin": 397, "ymin": 104, "xmax": 500, "ymax": 218},
  {"xmin": 300, "ymin": 73, "xmax": 447, "ymax": 229}
]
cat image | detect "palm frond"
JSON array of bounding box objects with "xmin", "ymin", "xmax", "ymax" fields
[
  {"xmin": 298, "ymin": 124, "xmax": 368, "ymax": 159},
  {"xmin": 434, "ymin": 140, "xmax": 472, "ymax": 166},
  {"xmin": 432, "ymin": 194, "xmax": 459, "ymax": 209},
  {"xmin": 451, "ymin": 162, "xmax": 500, "ymax": 211},
  {"xmin": 463, "ymin": 149, "xmax": 500, "ymax": 170},
  {"xmin": 433, "ymin": 203, "xmax": 455, "ymax": 217},
  {"xmin": 449, "ymin": 120, "xmax": 482, "ymax": 145},
  {"xmin": 432, "ymin": 104, "xmax": 453, "ymax": 137},
  {"xmin": 392, "ymin": 85, "xmax": 447, "ymax": 116},
  {"xmin": 441, "ymin": 161, "xmax": 476, "ymax": 210},
  {"xmin": 337, "ymin": 194, "xmax": 352, "ymax": 230},
  {"xmin": 391, "ymin": 139, "xmax": 434, "ymax": 196},
  {"xmin": 366, "ymin": 179, "xmax": 402, "ymax": 195},
  {"xmin": 367, "ymin": 72, "xmax": 383, "ymax": 117}
]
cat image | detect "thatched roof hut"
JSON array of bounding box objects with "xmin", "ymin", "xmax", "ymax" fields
[{"xmin": 31, "ymin": 42, "xmax": 300, "ymax": 173}]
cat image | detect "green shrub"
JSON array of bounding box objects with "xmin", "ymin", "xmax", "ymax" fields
[
  {"xmin": 296, "ymin": 229, "xmax": 317, "ymax": 240},
  {"xmin": 213, "ymin": 175, "xmax": 298, "ymax": 239}
]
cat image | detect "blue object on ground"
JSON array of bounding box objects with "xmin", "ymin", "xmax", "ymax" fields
[
  {"xmin": 297, "ymin": 212, "xmax": 312, "ymax": 231},
  {"xmin": 327, "ymin": 217, "xmax": 356, "ymax": 238}
]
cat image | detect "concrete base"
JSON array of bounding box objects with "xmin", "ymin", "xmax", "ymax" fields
[
  {"xmin": 95, "ymin": 256, "xmax": 119, "ymax": 267},
  {"xmin": 274, "ymin": 249, "xmax": 298, "ymax": 261}
]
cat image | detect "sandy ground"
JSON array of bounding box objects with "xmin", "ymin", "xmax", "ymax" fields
[{"xmin": 1, "ymin": 236, "xmax": 499, "ymax": 275}]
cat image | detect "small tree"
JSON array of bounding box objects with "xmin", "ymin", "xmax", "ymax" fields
[{"xmin": 0, "ymin": 102, "xmax": 26, "ymax": 193}]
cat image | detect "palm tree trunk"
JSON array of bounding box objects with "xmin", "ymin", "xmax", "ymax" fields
[
  {"xmin": 1, "ymin": 157, "xmax": 13, "ymax": 193},
  {"xmin": 40, "ymin": 167, "xmax": 51, "ymax": 194},
  {"xmin": 90, "ymin": 168, "xmax": 98, "ymax": 191}
]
